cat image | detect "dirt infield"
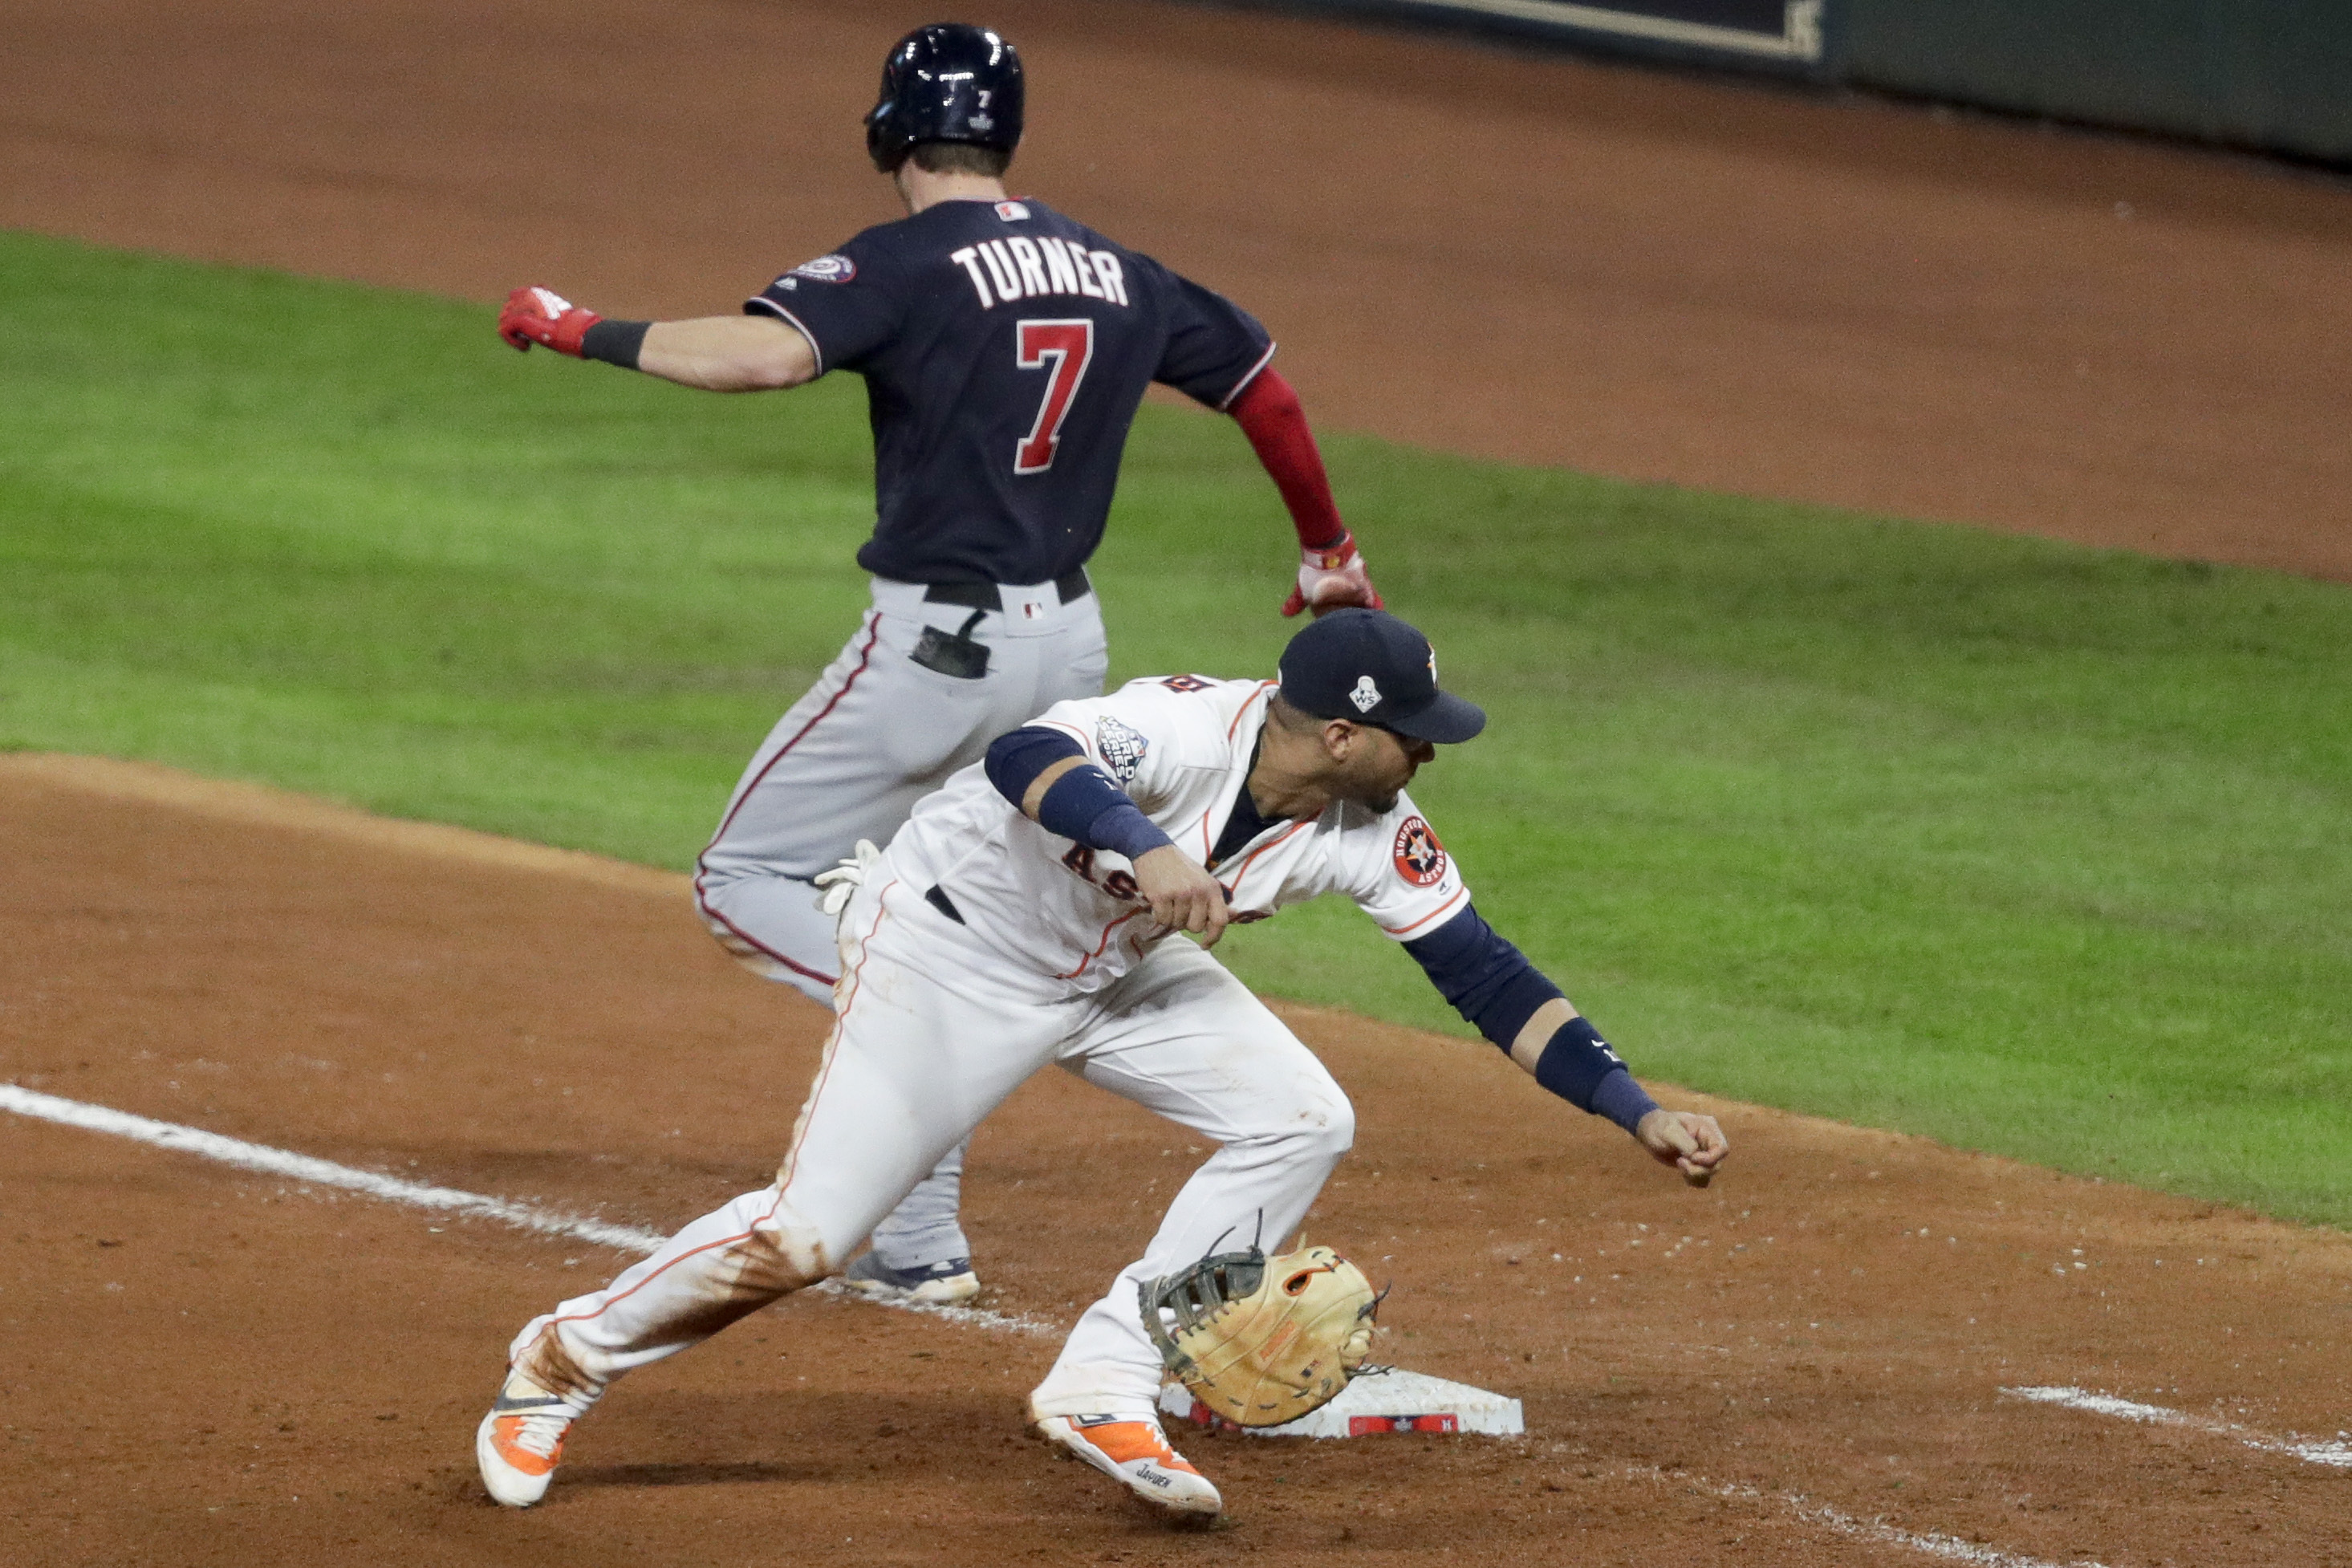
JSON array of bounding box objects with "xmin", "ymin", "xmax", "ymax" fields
[
  {"xmin": 5, "ymin": 756, "xmax": 2349, "ymax": 1566},
  {"xmin": 3, "ymin": 0, "xmax": 2350, "ymax": 578},
  {"xmin": 6, "ymin": 4, "xmax": 2352, "ymax": 1562}
]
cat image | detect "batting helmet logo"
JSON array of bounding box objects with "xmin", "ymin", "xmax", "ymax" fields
[{"xmin": 1392, "ymin": 817, "xmax": 1447, "ymax": 887}]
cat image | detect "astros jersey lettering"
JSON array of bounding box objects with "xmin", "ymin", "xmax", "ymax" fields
[
  {"xmin": 747, "ymin": 199, "xmax": 1273, "ymax": 585},
  {"xmin": 875, "ymin": 676, "xmax": 1470, "ymax": 996}
]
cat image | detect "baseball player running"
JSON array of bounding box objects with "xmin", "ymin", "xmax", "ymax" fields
[
  {"xmin": 497, "ymin": 22, "xmax": 1381, "ymax": 1306},
  {"xmin": 476, "ymin": 609, "xmax": 1729, "ymax": 1519}
]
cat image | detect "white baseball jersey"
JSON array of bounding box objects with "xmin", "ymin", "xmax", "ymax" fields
[
  {"xmin": 879, "ymin": 674, "xmax": 1471, "ymax": 993},
  {"xmin": 509, "ymin": 675, "xmax": 1501, "ymax": 1446}
]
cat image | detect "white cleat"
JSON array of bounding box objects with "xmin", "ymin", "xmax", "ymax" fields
[
  {"xmin": 1038, "ymin": 1413, "xmax": 1224, "ymax": 1518},
  {"xmin": 475, "ymin": 1364, "xmax": 593, "ymax": 1508}
]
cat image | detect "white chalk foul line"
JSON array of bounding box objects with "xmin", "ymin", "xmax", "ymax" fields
[
  {"xmin": 1629, "ymin": 1465, "xmax": 2108, "ymax": 1568},
  {"xmin": 2003, "ymin": 1386, "xmax": 2352, "ymax": 1470},
  {"xmin": 0, "ymin": 1083, "xmax": 1055, "ymax": 1337},
  {"xmin": 1, "ymin": 1083, "xmax": 669, "ymax": 1250},
  {"xmin": 1786, "ymin": 1495, "xmax": 2107, "ymax": 1568}
]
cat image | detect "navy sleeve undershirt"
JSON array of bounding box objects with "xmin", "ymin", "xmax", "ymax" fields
[
  {"xmin": 1401, "ymin": 903, "xmax": 1562, "ymax": 1046},
  {"xmin": 1403, "ymin": 903, "xmax": 1656, "ymax": 1131},
  {"xmin": 983, "ymin": 725, "xmax": 1172, "ymax": 863},
  {"xmin": 985, "ymin": 725, "xmax": 1084, "ymax": 804}
]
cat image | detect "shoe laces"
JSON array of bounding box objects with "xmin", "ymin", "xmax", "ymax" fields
[{"xmin": 502, "ymin": 1403, "xmax": 575, "ymax": 1460}]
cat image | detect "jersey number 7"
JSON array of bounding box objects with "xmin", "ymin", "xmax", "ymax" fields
[{"xmin": 1014, "ymin": 319, "xmax": 1095, "ymax": 475}]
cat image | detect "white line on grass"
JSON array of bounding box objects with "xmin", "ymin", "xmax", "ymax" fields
[
  {"xmin": 0, "ymin": 1083, "xmax": 1054, "ymax": 1337},
  {"xmin": 1627, "ymin": 1465, "xmax": 2109, "ymax": 1568},
  {"xmin": 2003, "ymin": 1386, "xmax": 2352, "ymax": 1469}
]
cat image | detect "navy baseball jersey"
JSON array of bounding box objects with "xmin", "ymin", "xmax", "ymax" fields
[{"xmin": 746, "ymin": 198, "xmax": 1273, "ymax": 586}]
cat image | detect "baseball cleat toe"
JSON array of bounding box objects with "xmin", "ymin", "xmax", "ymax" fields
[
  {"xmin": 1038, "ymin": 1413, "xmax": 1224, "ymax": 1517},
  {"xmin": 475, "ymin": 1366, "xmax": 591, "ymax": 1508}
]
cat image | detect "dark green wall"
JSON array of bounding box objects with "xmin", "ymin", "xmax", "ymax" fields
[
  {"xmin": 1838, "ymin": 0, "xmax": 2352, "ymax": 162},
  {"xmin": 1205, "ymin": 1, "xmax": 2352, "ymax": 164}
]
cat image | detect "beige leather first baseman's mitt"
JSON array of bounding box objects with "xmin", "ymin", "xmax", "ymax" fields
[{"xmin": 1140, "ymin": 1241, "xmax": 1379, "ymax": 1428}]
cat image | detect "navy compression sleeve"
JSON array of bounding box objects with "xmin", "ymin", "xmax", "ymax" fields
[
  {"xmin": 1403, "ymin": 904, "xmax": 1658, "ymax": 1133},
  {"xmin": 1402, "ymin": 904, "xmax": 1562, "ymax": 1044},
  {"xmin": 985, "ymin": 725, "xmax": 1085, "ymax": 805},
  {"xmin": 983, "ymin": 725, "xmax": 1174, "ymax": 863}
]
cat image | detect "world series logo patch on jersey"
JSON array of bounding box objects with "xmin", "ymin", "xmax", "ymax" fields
[
  {"xmin": 1392, "ymin": 816, "xmax": 1447, "ymax": 888},
  {"xmin": 788, "ymin": 254, "xmax": 857, "ymax": 284},
  {"xmin": 1096, "ymin": 717, "xmax": 1150, "ymax": 784}
]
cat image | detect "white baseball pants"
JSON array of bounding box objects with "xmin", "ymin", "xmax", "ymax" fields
[
  {"xmin": 693, "ymin": 575, "xmax": 1108, "ymax": 1269},
  {"xmin": 510, "ymin": 878, "xmax": 1355, "ymax": 1420}
]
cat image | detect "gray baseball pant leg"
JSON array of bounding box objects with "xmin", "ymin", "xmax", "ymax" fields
[{"xmin": 693, "ymin": 576, "xmax": 1109, "ymax": 1269}]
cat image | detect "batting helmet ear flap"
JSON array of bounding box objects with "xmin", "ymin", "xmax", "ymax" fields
[
  {"xmin": 865, "ymin": 95, "xmax": 908, "ymax": 175},
  {"xmin": 866, "ymin": 23, "xmax": 1026, "ymax": 174}
]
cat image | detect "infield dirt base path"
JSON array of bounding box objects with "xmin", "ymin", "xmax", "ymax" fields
[
  {"xmin": 2, "ymin": 0, "xmax": 2349, "ymax": 578},
  {"xmin": 4, "ymin": 756, "xmax": 2348, "ymax": 1567}
]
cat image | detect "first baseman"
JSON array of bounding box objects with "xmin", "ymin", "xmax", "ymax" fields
[
  {"xmin": 476, "ymin": 609, "xmax": 1729, "ymax": 1519},
  {"xmin": 498, "ymin": 22, "xmax": 1382, "ymax": 1305}
]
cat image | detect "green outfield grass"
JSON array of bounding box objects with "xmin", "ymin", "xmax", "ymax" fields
[{"xmin": 5, "ymin": 230, "xmax": 2348, "ymax": 1224}]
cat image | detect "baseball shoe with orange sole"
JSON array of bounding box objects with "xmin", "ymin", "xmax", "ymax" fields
[
  {"xmin": 1037, "ymin": 1412, "xmax": 1223, "ymax": 1518},
  {"xmin": 476, "ymin": 1363, "xmax": 598, "ymax": 1508}
]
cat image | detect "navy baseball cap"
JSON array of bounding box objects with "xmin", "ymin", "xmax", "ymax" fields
[{"xmin": 1277, "ymin": 609, "xmax": 1486, "ymax": 744}]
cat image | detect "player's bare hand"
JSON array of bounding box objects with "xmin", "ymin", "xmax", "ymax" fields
[
  {"xmin": 498, "ymin": 286, "xmax": 601, "ymax": 356},
  {"xmin": 1282, "ymin": 534, "xmax": 1385, "ymax": 618},
  {"xmin": 1133, "ymin": 846, "xmax": 1232, "ymax": 949},
  {"xmin": 1635, "ymin": 1108, "xmax": 1728, "ymax": 1187}
]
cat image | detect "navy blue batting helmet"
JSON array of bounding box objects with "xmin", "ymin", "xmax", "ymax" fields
[{"xmin": 866, "ymin": 23, "xmax": 1025, "ymax": 174}]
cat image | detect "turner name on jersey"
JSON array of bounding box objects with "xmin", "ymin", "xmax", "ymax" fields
[{"xmin": 952, "ymin": 232, "xmax": 1131, "ymax": 309}]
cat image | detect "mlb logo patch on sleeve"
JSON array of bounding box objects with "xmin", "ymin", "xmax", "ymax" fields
[{"xmin": 995, "ymin": 201, "xmax": 1031, "ymax": 222}]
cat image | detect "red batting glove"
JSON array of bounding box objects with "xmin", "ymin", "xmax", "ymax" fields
[
  {"xmin": 498, "ymin": 286, "xmax": 601, "ymax": 355},
  {"xmin": 1281, "ymin": 531, "xmax": 1384, "ymax": 617}
]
